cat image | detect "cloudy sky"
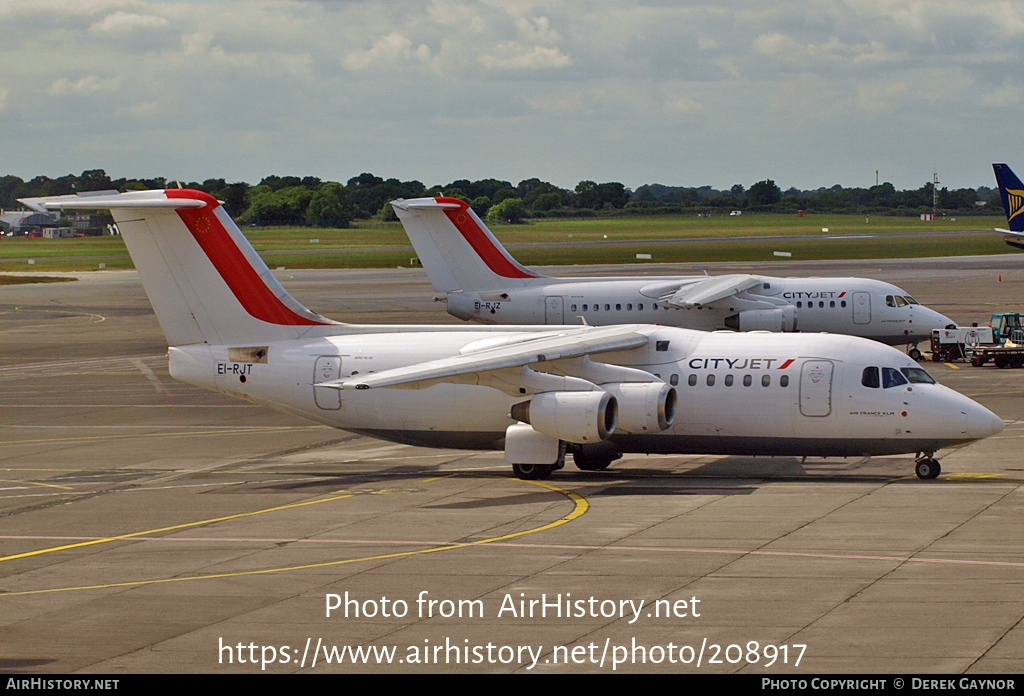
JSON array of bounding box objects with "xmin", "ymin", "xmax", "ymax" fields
[{"xmin": 1, "ymin": 0, "xmax": 1022, "ymax": 191}]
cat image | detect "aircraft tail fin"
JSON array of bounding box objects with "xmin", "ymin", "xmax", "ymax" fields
[
  {"xmin": 993, "ymin": 163, "xmax": 1024, "ymax": 233},
  {"xmin": 20, "ymin": 189, "xmax": 343, "ymax": 346},
  {"xmin": 391, "ymin": 197, "xmax": 545, "ymax": 293}
]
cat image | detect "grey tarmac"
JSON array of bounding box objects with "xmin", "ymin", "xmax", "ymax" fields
[{"xmin": 1, "ymin": 254, "xmax": 1023, "ymax": 674}]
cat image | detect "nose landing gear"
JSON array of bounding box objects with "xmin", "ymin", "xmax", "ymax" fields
[{"xmin": 914, "ymin": 453, "xmax": 941, "ymax": 479}]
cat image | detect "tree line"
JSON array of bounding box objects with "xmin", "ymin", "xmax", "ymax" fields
[{"xmin": 0, "ymin": 169, "xmax": 999, "ymax": 229}]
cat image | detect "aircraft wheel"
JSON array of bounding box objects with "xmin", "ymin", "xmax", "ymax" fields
[
  {"xmin": 512, "ymin": 463, "xmax": 555, "ymax": 480},
  {"xmin": 915, "ymin": 458, "xmax": 941, "ymax": 480},
  {"xmin": 909, "ymin": 347, "xmax": 922, "ymax": 361},
  {"xmin": 573, "ymin": 451, "xmax": 614, "ymax": 471}
]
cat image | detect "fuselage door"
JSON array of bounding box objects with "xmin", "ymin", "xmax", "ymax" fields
[
  {"xmin": 545, "ymin": 296, "xmax": 564, "ymax": 325},
  {"xmin": 313, "ymin": 356, "xmax": 342, "ymax": 410},
  {"xmin": 852, "ymin": 292, "xmax": 871, "ymax": 325},
  {"xmin": 799, "ymin": 360, "xmax": 833, "ymax": 417}
]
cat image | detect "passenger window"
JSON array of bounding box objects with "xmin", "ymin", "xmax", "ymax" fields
[
  {"xmin": 688, "ymin": 374, "xmax": 697, "ymax": 386},
  {"xmin": 780, "ymin": 375, "xmax": 789, "ymax": 387},
  {"xmin": 818, "ymin": 301, "xmax": 824, "ymax": 308},
  {"xmin": 605, "ymin": 304, "xmax": 610, "ymax": 311},
  {"xmin": 627, "ymin": 303, "xmax": 633, "ymax": 310},
  {"xmin": 900, "ymin": 367, "xmax": 936, "ymax": 384},
  {"xmin": 743, "ymin": 375, "xmax": 752, "ymax": 387},
  {"xmin": 796, "ymin": 301, "xmax": 802, "ymax": 308},
  {"xmin": 616, "ymin": 304, "xmax": 621, "ymax": 311},
  {"xmin": 654, "ymin": 303, "xmax": 659, "ymax": 310},
  {"xmin": 638, "ymin": 303, "xmax": 644, "ymax": 311},
  {"xmin": 841, "ymin": 301, "xmax": 847, "ymax": 308},
  {"xmin": 862, "ymin": 366, "xmax": 880, "ymax": 388},
  {"xmin": 670, "ymin": 374, "xmax": 679, "ymax": 386},
  {"xmin": 830, "ymin": 301, "xmax": 835, "ymax": 308},
  {"xmin": 882, "ymin": 367, "xmax": 908, "ymax": 388},
  {"xmin": 762, "ymin": 375, "xmax": 771, "ymax": 387},
  {"xmin": 571, "ymin": 304, "xmax": 577, "ymax": 311},
  {"xmin": 582, "ymin": 304, "xmax": 588, "ymax": 311},
  {"xmin": 725, "ymin": 374, "xmax": 734, "ymax": 387},
  {"xmin": 706, "ymin": 374, "xmax": 715, "ymax": 386}
]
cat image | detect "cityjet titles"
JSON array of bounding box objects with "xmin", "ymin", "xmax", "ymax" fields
[
  {"xmin": 782, "ymin": 291, "xmax": 847, "ymax": 299},
  {"xmin": 688, "ymin": 358, "xmax": 795, "ymax": 370}
]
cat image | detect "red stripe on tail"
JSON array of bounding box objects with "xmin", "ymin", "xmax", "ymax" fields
[
  {"xmin": 436, "ymin": 197, "xmax": 538, "ymax": 279},
  {"xmin": 166, "ymin": 189, "xmax": 326, "ymax": 326}
]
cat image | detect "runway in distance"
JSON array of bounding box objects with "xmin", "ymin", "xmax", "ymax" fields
[
  {"xmin": 994, "ymin": 163, "xmax": 1024, "ymax": 251},
  {"xmin": 391, "ymin": 197, "xmax": 954, "ymax": 359},
  {"xmin": 21, "ymin": 189, "xmax": 1003, "ymax": 480}
]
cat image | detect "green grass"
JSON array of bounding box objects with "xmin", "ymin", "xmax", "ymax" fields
[
  {"xmin": 0, "ymin": 274, "xmax": 76, "ymax": 285},
  {"xmin": 0, "ymin": 213, "xmax": 1008, "ymax": 272}
]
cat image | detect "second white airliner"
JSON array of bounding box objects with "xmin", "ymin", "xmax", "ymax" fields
[{"xmin": 392, "ymin": 198, "xmax": 953, "ymax": 359}]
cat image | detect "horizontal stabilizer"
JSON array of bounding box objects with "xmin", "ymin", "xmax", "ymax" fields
[{"xmin": 21, "ymin": 190, "xmax": 208, "ymax": 212}]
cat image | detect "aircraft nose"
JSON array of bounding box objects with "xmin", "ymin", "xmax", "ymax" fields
[
  {"xmin": 967, "ymin": 403, "xmax": 1005, "ymax": 439},
  {"xmin": 921, "ymin": 307, "xmax": 954, "ymax": 329}
]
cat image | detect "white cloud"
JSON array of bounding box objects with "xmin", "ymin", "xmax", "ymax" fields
[
  {"xmin": 89, "ymin": 10, "xmax": 168, "ymax": 34},
  {"xmin": 980, "ymin": 85, "xmax": 1024, "ymax": 108},
  {"xmin": 46, "ymin": 75, "xmax": 120, "ymax": 96},
  {"xmin": 342, "ymin": 32, "xmax": 433, "ymax": 71},
  {"xmin": 479, "ymin": 43, "xmax": 571, "ymax": 70}
]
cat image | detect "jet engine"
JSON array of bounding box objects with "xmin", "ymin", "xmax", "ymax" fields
[
  {"xmin": 600, "ymin": 382, "xmax": 677, "ymax": 433},
  {"xmin": 724, "ymin": 306, "xmax": 797, "ymax": 332},
  {"xmin": 444, "ymin": 292, "xmax": 479, "ymax": 321},
  {"xmin": 510, "ymin": 391, "xmax": 617, "ymax": 443}
]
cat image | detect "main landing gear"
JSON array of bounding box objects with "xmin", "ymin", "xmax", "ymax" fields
[
  {"xmin": 914, "ymin": 453, "xmax": 941, "ymax": 480},
  {"xmin": 908, "ymin": 344, "xmax": 923, "ymax": 361},
  {"xmin": 512, "ymin": 463, "xmax": 556, "ymax": 480},
  {"xmin": 571, "ymin": 443, "xmax": 623, "ymax": 472}
]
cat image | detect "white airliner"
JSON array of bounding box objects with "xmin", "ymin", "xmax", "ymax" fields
[
  {"xmin": 392, "ymin": 198, "xmax": 953, "ymax": 359},
  {"xmin": 21, "ymin": 189, "xmax": 1002, "ymax": 481}
]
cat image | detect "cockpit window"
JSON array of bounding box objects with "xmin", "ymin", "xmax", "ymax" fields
[
  {"xmin": 861, "ymin": 366, "xmax": 880, "ymax": 388},
  {"xmin": 885, "ymin": 295, "xmax": 895, "ymax": 307},
  {"xmin": 904, "ymin": 296, "xmax": 919, "ymax": 305},
  {"xmin": 882, "ymin": 367, "xmax": 908, "ymax": 388},
  {"xmin": 894, "ymin": 296, "xmax": 908, "ymax": 307},
  {"xmin": 900, "ymin": 367, "xmax": 936, "ymax": 384}
]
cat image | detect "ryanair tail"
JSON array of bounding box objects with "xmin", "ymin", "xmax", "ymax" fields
[
  {"xmin": 993, "ymin": 163, "xmax": 1024, "ymax": 250},
  {"xmin": 20, "ymin": 189, "xmax": 343, "ymax": 346},
  {"xmin": 391, "ymin": 197, "xmax": 545, "ymax": 293}
]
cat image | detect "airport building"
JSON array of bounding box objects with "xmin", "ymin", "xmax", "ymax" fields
[{"xmin": 0, "ymin": 210, "xmax": 58, "ymax": 236}]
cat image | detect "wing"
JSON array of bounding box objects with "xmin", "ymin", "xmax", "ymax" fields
[
  {"xmin": 641, "ymin": 274, "xmax": 762, "ymax": 308},
  {"xmin": 997, "ymin": 228, "xmax": 1024, "ymax": 251},
  {"xmin": 319, "ymin": 324, "xmax": 655, "ymax": 394}
]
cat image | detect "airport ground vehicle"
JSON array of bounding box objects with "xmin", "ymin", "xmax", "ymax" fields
[
  {"xmin": 958, "ymin": 313, "xmax": 1024, "ymax": 368},
  {"xmin": 930, "ymin": 326, "xmax": 995, "ymax": 363}
]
